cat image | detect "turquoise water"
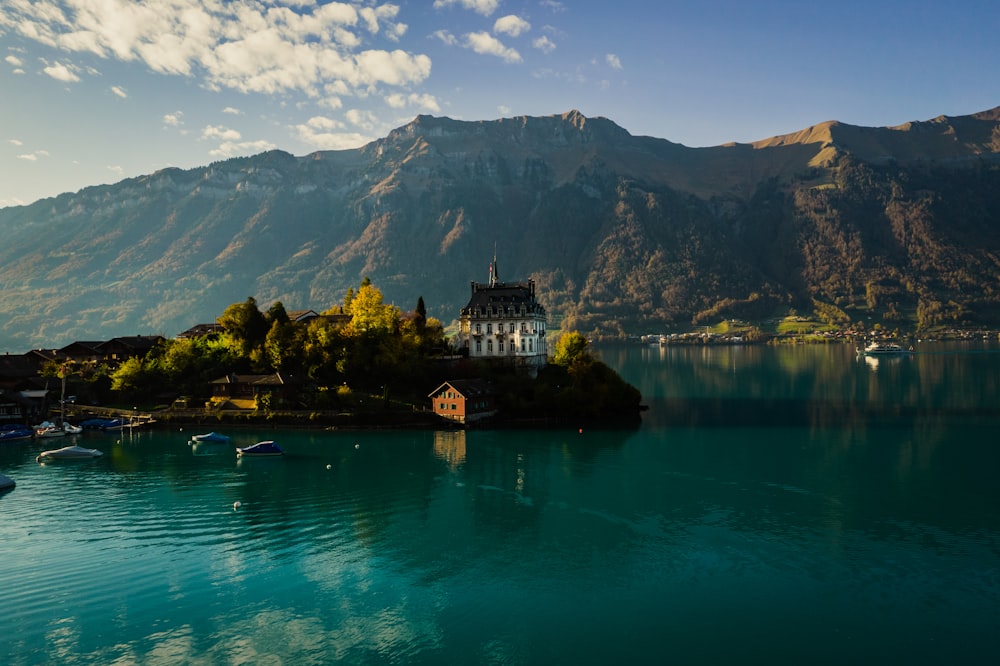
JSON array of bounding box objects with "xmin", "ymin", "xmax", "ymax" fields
[{"xmin": 1, "ymin": 342, "xmax": 999, "ymax": 664}]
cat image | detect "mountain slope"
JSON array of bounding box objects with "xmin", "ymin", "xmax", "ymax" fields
[{"xmin": 1, "ymin": 107, "xmax": 999, "ymax": 349}]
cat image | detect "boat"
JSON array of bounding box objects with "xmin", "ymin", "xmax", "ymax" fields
[
  {"xmin": 858, "ymin": 341, "xmax": 911, "ymax": 355},
  {"xmin": 34, "ymin": 420, "xmax": 82, "ymax": 437},
  {"xmin": 190, "ymin": 431, "xmax": 231, "ymax": 444},
  {"xmin": 0, "ymin": 424, "xmax": 34, "ymax": 442},
  {"xmin": 36, "ymin": 445, "xmax": 103, "ymax": 462},
  {"xmin": 34, "ymin": 421, "xmax": 68, "ymax": 438},
  {"xmin": 236, "ymin": 440, "xmax": 284, "ymax": 457},
  {"xmin": 0, "ymin": 473, "xmax": 14, "ymax": 491}
]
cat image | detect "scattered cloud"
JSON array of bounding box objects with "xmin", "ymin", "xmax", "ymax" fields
[
  {"xmin": 345, "ymin": 109, "xmax": 379, "ymax": 131},
  {"xmin": 163, "ymin": 112, "xmax": 184, "ymax": 127},
  {"xmin": 533, "ymin": 36, "xmax": 556, "ymax": 54},
  {"xmin": 433, "ymin": 0, "xmax": 500, "ymax": 16},
  {"xmin": 5, "ymin": 55, "xmax": 23, "ymax": 67},
  {"xmin": 42, "ymin": 61, "xmax": 79, "ymax": 82},
  {"xmin": 17, "ymin": 150, "xmax": 49, "ymax": 161},
  {"xmin": 107, "ymin": 165, "xmax": 125, "ymax": 179},
  {"xmin": 1, "ymin": 1, "xmax": 430, "ymax": 100},
  {"xmin": 110, "ymin": 85, "xmax": 127, "ymax": 98},
  {"xmin": 222, "ymin": 107, "xmax": 243, "ymax": 115},
  {"xmin": 8, "ymin": 139, "xmax": 24, "ymax": 146},
  {"xmin": 606, "ymin": 53, "xmax": 622, "ymax": 70},
  {"xmin": 464, "ymin": 32, "xmax": 521, "ymax": 63},
  {"xmin": 498, "ymin": 104, "xmax": 511, "ymax": 115},
  {"xmin": 202, "ymin": 125, "xmax": 242, "ymax": 142},
  {"xmin": 432, "ymin": 30, "xmax": 458, "ymax": 46},
  {"xmin": 291, "ymin": 116, "xmax": 372, "ymax": 150},
  {"xmin": 386, "ymin": 92, "xmax": 441, "ymax": 113},
  {"xmin": 209, "ymin": 138, "xmax": 277, "ymax": 158},
  {"xmin": 494, "ymin": 16, "xmax": 531, "ymax": 37}
]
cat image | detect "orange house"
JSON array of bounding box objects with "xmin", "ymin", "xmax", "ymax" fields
[{"xmin": 428, "ymin": 379, "xmax": 497, "ymax": 424}]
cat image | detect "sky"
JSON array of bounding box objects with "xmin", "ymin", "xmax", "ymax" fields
[{"xmin": 1, "ymin": 0, "xmax": 998, "ymax": 208}]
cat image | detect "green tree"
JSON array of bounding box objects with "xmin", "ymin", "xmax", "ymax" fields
[
  {"xmin": 219, "ymin": 297, "xmax": 269, "ymax": 356},
  {"xmin": 267, "ymin": 300, "xmax": 290, "ymax": 325},
  {"xmin": 553, "ymin": 331, "xmax": 592, "ymax": 367}
]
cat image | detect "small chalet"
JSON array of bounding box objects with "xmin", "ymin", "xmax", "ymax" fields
[
  {"xmin": 210, "ymin": 373, "xmax": 298, "ymax": 408},
  {"xmin": 177, "ymin": 323, "xmax": 223, "ymax": 339},
  {"xmin": 428, "ymin": 379, "xmax": 497, "ymax": 424}
]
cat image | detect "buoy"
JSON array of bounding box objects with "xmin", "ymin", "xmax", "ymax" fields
[
  {"xmin": 354, "ymin": 443, "xmax": 360, "ymax": 449},
  {"xmin": 233, "ymin": 501, "xmax": 241, "ymax": 510},
  {"xmin": 326, "ymin": 464, "xmax": 332, "ymax": 470},
  {"xmin": 578, "ymin": 428, "xmax": 583, "ymax": 434}
]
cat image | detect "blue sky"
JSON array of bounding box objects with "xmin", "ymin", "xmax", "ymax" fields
[{"xmin": 1, "ymin": 0, "xmax": 998, "ymax": 208}]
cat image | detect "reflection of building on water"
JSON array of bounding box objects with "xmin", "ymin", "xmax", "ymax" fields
[{"xmin": 433, "ymin": 430, "xmax": 466, "ymax": 468}]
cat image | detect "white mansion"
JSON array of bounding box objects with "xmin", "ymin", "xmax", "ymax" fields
[{"xmin": 457, "ymin": 262, "xmax": 547, "ymax": 370}]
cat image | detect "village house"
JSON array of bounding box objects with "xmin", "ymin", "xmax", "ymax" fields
[
  {"xmin": 428, "ymin": 379, "xmax": 497, "ymax": 424},
  {"xmin": 210, "ymin": 372, "xmax": 299, "ymax": 408}
]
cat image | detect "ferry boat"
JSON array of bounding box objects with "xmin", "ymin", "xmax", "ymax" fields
[{"xmin": 858, "ymin": 341, "xmax": 911, "ymax": 355}]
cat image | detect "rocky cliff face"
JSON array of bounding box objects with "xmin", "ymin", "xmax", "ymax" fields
[{"xmin": 1, "ymin": 107, "xmax": 999, "ymax": 349}]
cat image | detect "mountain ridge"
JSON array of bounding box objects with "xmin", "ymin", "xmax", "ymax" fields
[{"xmin": 1, "ymin": 106, "xmax": 999, "ymax": 350}]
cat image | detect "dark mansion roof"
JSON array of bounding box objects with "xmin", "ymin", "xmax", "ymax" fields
[{"xmin": 460, "ymin": 280, "xmax": 545, "ymax": 317}]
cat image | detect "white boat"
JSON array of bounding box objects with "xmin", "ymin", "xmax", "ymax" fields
[
  {"xmin": 34, "ymin": 421, "xmax": 67, "ymax": 438},
  {"xmin": 36, "ymin": 445, "xmax": 103, "ymax": 462},
  {"xmin": 858, "ymin": 341, "xmax": 911, "ymax": 355},
  {"xmin": 34, "ymin": 421, "xmax": 82, "ymax": 437}
]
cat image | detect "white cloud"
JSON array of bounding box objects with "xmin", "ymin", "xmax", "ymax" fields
[
  {"xmin": 222, "ymin": 107, "xmax": 243, "ymax": 115},
  {"xmin": 606, "ymin": 53, "xmax": 622, "ymax": 70},
  {"xmin": 17, "ymin": 153, "xmax": 39, "ymax": 161},
  {"xmin": 43, "ymin": 61, "xmax": 80, "ymax": 82},
  {"xmin": 532, "ymin": 35, "xmax": 555, "ymax": 54},
  {"xmin": 5, "ymin": 55, "xmax": 23, "ymax": 67},
  {"xmin": 464, "ymin": 32, "xmax": 521, "ymax": 63},
  {"xmin": 163, "ymin": 112, "xmax": 184, "ymax": 127},
  {"xmin": 1, "ymin": 1, "xmax": 430, "ymax": 101},
  {"xmin": 202, "ymin": 125, "xmax": 242, "ymax": 142},
  {"xmin": 209, "ymin": 138, "xmax": 277, "ymax": 158},
  {"xmin": 494, "ymin": 16, "xmax": 530, "ymax": 37},
  {"xmin": 433, "ymin": 0, "xmax": 500, "ymax": 16},
  {"xmin": 107, "ymin": 165, "xmax": 125, "ymax": 179},
  {"xmin": 345, "ymin": 109, "xmax": 379, "ymax": 131},
  {"xmin": 110, "ymin": 85, "xmax": 127, "ymax": 98},
  {"xmin": 498, "ymin": 104, "xmax": 511, "ymax": 115},
  {"xmin": 291, "ymin": 116, "xmax": 372, "ymax": 150},
  {"xmin": 8, "ymin": 139, "xmax": 24, "ymax": 147},
  {"xmin": 432, "ymin": 30, "xmax": 458, "ymax": 46},
  {"xmin": 386, "ymin": 92, "xmax": 441, "ymax": 113}
]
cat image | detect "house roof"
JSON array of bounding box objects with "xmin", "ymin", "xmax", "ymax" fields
[
  {"xmin": 428, "ymin": 378, "xmax": 495, "ymax": 399},
  {"xmin": 211, "ymin": 373, "xmax": 296, "ymax": 386},
  {"xmin": 461, "ymin": 280, "xmax": 546, "ymax": 316},
  {"xmin": 177, "ymin": 323, "xmax": 223, "ymax": 338},
  {"xmin": 97, "ymin": 336, "xmax": 165, "ymax": 351}
]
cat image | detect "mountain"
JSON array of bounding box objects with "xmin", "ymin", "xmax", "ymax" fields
[{"xmin": 2, "ymin": 107, "xmax": 1000, "ymax": 350}]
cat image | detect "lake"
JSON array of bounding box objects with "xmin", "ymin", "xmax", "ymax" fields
[{"xmin": 2, "ymin": 342, "xmax": 999, "ymax": 664}]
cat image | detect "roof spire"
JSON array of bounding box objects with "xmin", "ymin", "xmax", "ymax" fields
[{"xmin": 490, "ymin": 241, "xmax": 498, "ymax": 287}]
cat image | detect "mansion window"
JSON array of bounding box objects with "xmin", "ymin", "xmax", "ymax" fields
[
  {"xmin": 487, "ymin": 323, "xmax": 492, "ymax": 334},
  {"xmin": 487, "ymin": 339, "xmax": 493, "ymax": 353},
  {"xmin": 476, "ymin": 340, "xmax": 482, "ymax": 352},
  {"xmin": 499, "ymin": 341, "xmax": 504, "ymax": 352},
  {"xmin": 509, "ymin": 323, "xmax": 515, "ymax": 333},
  {"xmin": 475, "ymin": 323, "xmax": 481, "ymax": 334}
]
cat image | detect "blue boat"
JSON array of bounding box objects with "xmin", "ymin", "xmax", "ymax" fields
[
  {"xmin": 236, "ymin": 441, "xmax": 284, "ymax": 457},
  {"xmin": 0, "ymin": 424, "xmax": 33, "ymax": 442},
  {"xmin": 191, "ymin": 432, "xmax": 231, "ymax": 444}
]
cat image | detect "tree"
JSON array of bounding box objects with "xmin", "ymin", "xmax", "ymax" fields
[
  {"xmin": 267, "ymin": 300, "xmax": 290, "ymax": 325},
  {"xmin": 553, "ymin": 331, "xmax": 592, "ymax": 367},
  {"xmin": 219, "ymin": 297, "xmax": 269, "ymax": 356},
  {"xmin": 347, "ymin": 283, "xmax": 399, "ymax": 335},
  {"xmin": 414, "ymin": 296, "xmax": 427, "ymax": 333}
]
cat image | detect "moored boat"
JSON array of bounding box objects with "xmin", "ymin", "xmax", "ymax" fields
[
  {"xmin": 36, "ymin": 445, "xmax": 103, "ymax": 462},
  {"xmin": 236, "ymin": 440, "xmax": 284, "ymax": 457},
  {"xmin": 191, "ymin": 431, "xmax": 230, "ymax": 444},
  {"xmin": 0, "ymin": 424, "xmax": 34, "ymax": 442},
  {"xmin": 0, "ymin": 473, "xmax": 14, "ymax": 491}
]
